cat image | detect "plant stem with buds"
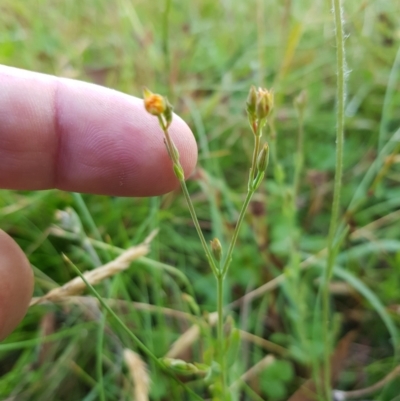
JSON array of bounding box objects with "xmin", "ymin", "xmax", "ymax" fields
[{"xmin": 144, "ymin": 86, "xmax": 272, "ymax": 400}]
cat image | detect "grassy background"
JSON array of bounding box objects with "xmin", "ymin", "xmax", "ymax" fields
[{"xmin": 1, "ymin": 0, "xmax": 400, "ymax": 400}]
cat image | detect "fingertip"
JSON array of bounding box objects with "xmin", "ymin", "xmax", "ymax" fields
[
  {"xmin": 0, "ymin": 66, "xmax": 198, "ymax": 196},
  {"xmin": 0, "ymin": 230, "xmax": 34, "ymax": 341},
  {"xmin": 54, "ymin": 79, "xmax": 198, "ymax": 196}
]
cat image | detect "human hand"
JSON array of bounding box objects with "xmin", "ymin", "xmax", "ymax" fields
[{"xmin": 0, "ymin": 65, "xmax": 197, "ymax": 340}]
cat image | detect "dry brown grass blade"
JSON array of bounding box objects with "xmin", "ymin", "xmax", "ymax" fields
[
  {"xmin": 334, "ymin": 364, "xmax": 400, "ymax": 399},
  {"xmin": 166, "ymin": 312, "xmax": 218, "ymax": 359},
  {"xmin": 350, "ymin": 208, "xmax": 400, "ymax": 241},
  {"xmin": 230, "ymin": 354, "xmax": 275, "ymax": 391},
  {"xmin": 123, "ymin": 349, "xmax": 150, "ymax": 401},
  {"xmin": 31, "ymin": 295, "xmax": 197, "ymax": 323},
  {"xmin": 287, "ymin": 331, "xmax": 357, "ymax": 401},
  {"xmin": 228, "ymin": 247, "xmax": 327, "ymax": 309},
  {"xmin": 238, "ymin": 330, "xmax": 287, "ymax": 356},
  {"xmin": 165, "ymin": 324, "xmax": 199, "ymax": 359},
  {"xmin": 30, "ymin": 231, "xmax": 157, "ymax": 306},
  {"xmin": 165, "ymin": 314, "xmax": 289, "ymax": 360}
]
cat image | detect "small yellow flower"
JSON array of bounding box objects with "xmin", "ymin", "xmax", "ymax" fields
[{"xmin": 143, "ymin": 87, "xmax": 167, "ymax": 116}]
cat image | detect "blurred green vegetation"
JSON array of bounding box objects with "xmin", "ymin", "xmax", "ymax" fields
[{"xmin": 1, "ymin": 0, "xmax": 400, "ymax": 400}]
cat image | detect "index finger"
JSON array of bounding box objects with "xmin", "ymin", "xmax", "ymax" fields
[{"xmin": 0, "ymin": 65, "xmax": 197, "ymax": 196}]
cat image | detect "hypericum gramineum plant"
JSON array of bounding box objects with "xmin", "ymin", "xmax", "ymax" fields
[{"xmin": 143, "ymin": 86, "xmax": 273, "ymax": 400}]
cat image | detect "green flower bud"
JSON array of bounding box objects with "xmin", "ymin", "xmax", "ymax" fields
[
  {"xmin": 173, "ymin": 164, "xmax": 185, "ymax": 181},
  {"xmin": 161, "ymin": 358, "xmax": 199, "ymax": 375},
  {"xmin": 246, "ymin": 85, "xmax": 257, "ymax": 117},
  {"xmin": 164, "ymin": 97, "xmax": 174, "ymax": 128},
  {"xmin": 256, "ymin": 88, "xmax": 274, "ymax": 120},
  {"xmin": 252, "ymin": 171, "xmax": 265, "ymax": 191},
  {"xmin": 257, "ymin": 143, "xmax": 269, "ymax": 173},
  {"xmin": 210, "ymin": 237, "xmax": 222, "ymax": 262},
  {"xmin": 170, "ymin": 141, "xmax": 180, "ymax": 161}
]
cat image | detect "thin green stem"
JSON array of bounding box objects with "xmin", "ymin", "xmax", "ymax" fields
[
  {"xmin": 72, "ymin": 193, "xmax": 102, "ymax": 243},
  {"xmin": 218, "ymin": 119, "xmax": 266, "ymax": 279},
  {"xmin": 221, "ymin": 189, "xmax": 254, "ymax": 278},
  {"xmin": 161, "ymin": 124, "xmax": 219, "ymax": 276},
  {"xmin": 180, "ymin": 181, "xmax": 219, "ymax": 276},
  {"xmin": 162, "ymin": 0, "xmax": 172, "ymax": 96},
  {"xmin": 215, "ymin": 189, "xmax": 260, "ymax": 400},
  {"xmin": 221, "ymin": 121, "xmax": 265, "ymax": 278},
  {"xmin": 285, "ymin": 104, "xmax": 309, "ymax": 364},
  {"xmin": 216, "ymin": 274, "xmax": 226, "ymax": 398},
  {"xmin": 250, "ymin": 126, "xmax": 261, "ymax": 182},
  {"xmin": 322, "ymin": 0, "xmax": 346, "ymax": 399},
  {"xmin": 96, "ymin": 312, "xmax": 106, "ymax": 401},
  {"xmin": 72, "ymin": 193, "xmax": 111, "ymax": 263},
  {"xmin": 293, "ymin": 113, "xmax": 304, "ymax": 200},
  {"xmin": 256, "ymin": 0, "xmax": 264, "ymax": 84}
]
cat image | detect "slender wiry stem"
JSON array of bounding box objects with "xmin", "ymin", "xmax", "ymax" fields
[
  {"xmin": 251, "ymin": 136, "xmax": 261, "ymax": 181},
  {"xmin": 216, "ymin": 274, "xmax": 226, "ymax": 396},
  {"xmin": 250, "ymin": 124, "xmax": 261, "ymax": 182},
  {"xmin": 256, "ymin": 0, "xmax": 264, "ymax": 85},
  {"xmin": 161, "ymin": 122, "xmax": 219, "ymax": 277},
  {"xmin": 216, "ymin": 157, "xmax": 260, "ymax": 399},
  {"xmin": 217, "ymin": 154, "xmax": 260, "ymax": 398},
  {"xmin": 179, "ymin": 181, "xmax": 219, "ymax": 277},
  {"xmin": 162, "ymin": 0, "xmax": 172, "ymax": 96},
  {"xmin": 222, "ymin": 122, "xmax": 263, "ymax": 278},
  {"xmin": 293, "ymin": 113, "xmax": 304, "ymax": 200},
  {"xmin": 322, "ymin": 0, "xmax": 346, "ymax": 399},
  {"xmin": 221, "ymin": 189, "xmax": 254, "ymax": 278}
]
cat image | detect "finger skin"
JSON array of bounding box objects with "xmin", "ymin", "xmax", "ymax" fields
[
  {"xmin": 0, "ymin": 230, "xmax": 33, "ymax": 340},
  {"xmin": 0, "ymin": 65, "xmax": 197, "ymax": 196}
]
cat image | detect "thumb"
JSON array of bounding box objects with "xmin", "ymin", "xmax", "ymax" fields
[{"xmin": 0, "ymin": 230, "xmax": 34, "ymax": 340}]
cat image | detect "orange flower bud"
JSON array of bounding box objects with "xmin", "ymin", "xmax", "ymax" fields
[{"xmin": 143, "ymin": 87, "xmax": 167, "ymax": 116}]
